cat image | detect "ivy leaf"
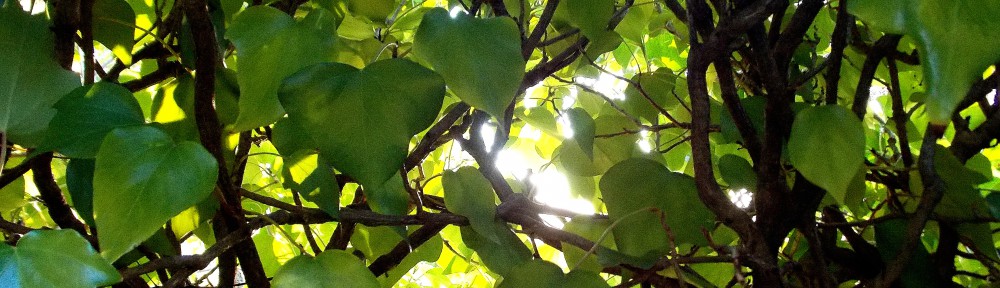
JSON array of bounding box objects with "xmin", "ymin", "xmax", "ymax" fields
[
  {"xmin": 227, "ymin": 6, "xmax": 336, "ymax": 131},
  {"xmin": 93, "ymin": 0, "xmax": 136, "ymax": 64},
  {"xmin": 443, "ymin": 167, "xmax": 505, "ymax": 243},
  {"xmin": 94, "ymin": 126, "xmax": 218, "ymax": 261},
  {"xmin": 0, "ymin": 5, "xmax": 81, "ymax": 146},
  {"xmin": 567, "ymin": 108, "xmax": 596, "ymax": 159},
  {"xmin": 42, "ymin": 82, "xmax": 145, "ymax": 158},
  {"xmin": 849, "ymin": 0, "xmax": 1000, "ymax": 124},
  {"xmin": 278, "ymin": 59, "xmax": 444, "ymax": 187},
  {"xmin": 0, "ymin": 230, "xmax": 121, "ymax": 288},
  {"xmin": 282, "ymin": 150, "xmax": 340, "ymax": 217},
  {"xmin": 413, "ymin": 8, "xmax": 525, "ymax": 119},
  {"xmin": 272, "ymin": 250, "xmax": 380, "ymax": 288},
  {"xmin": 600, "ymin": 158, "xmax": 715, "ymax": 259},
  {"xmin": 788, "ymin": 105, "xmax": 865, "ymax": 204}
]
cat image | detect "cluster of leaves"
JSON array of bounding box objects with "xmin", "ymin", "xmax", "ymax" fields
[{"xmin": 2, "ymin": 0, "xmax": 1000, "ymax": 287}]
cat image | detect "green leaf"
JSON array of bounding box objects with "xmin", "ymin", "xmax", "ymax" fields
[
  {"xmin": 555, "ymin": 0, "xmax": 615, "ymax": 41},
  {"xmin": 65, "ymin": 159, "xmax": 97, "ymax": 227},
  {"xmin": 849, "ymin": 0, "xmax": 1000, "ymax": 124},
  {"xmin": 788, "ymin": 105, "xmax": 865, "ymax": 203},
  {"xmin": 43, "ymin": 82, "xmax": 145, "ymax": 158},
  {"xmin": 227, "ymin": 6, "xmax": 336, "ymax": 131},
  {"xmin": 367, "ymin": 174, "xmax": 410, "ymax": 217},
  {"xmin": 0, "ymin": 230, "xmax": 120, "ymax": 287},
  {"xmin": 270, "ymin": 117, "xmax": 315, "ymax": 157},
  {"xmin": 347, "ymin": 0, "xmax": 395, "ymax": 21},
  {"xmin": 622, "ymin": 68, "xmax": 677, "ymax": 122},
  {"xmin": 278, "ymin": 59, "xmax": 444, "ymax": 187},
  {"xmin": 459, "ymin": 226, "xmax": 531, "ymax": 276},
  {"xmin": 378, "ymin": 234, "xmax": 443, "ymax": 286},
  {"xmin": 94, "ymin": 126, "xmax": 218, "ymax": 261},
  {"xmin": 567, "ymin": 108, "xmax": 596, "ymax": 159},
  {"xmin": 718, "ymin": 154, "xmax": 757, "ymax": 190},
  {"xmin": 564, "ymin": 270, "xmax": 611, "ymax": 288},
  {"xmin": 933, "ymin": 146, "xmax": 991, "ymax": 219},
  {"xmin": 874, "ymin": 218, "xmax": 945, "ymax": 288},
  {"xmin": 443, "ymin": 167, "xmax": 505, "ymax": 243},
  {"xmin": 498, "ymin": 259, "xmax": 610, "ymax": 288},
  {"xmin": 0, "ymin": 5, "xmax": 81, "ymax": 146},
  {"xmin": 600, "ymin": 158, "xmax": 715, "ymax": 258},
  {"xmin": 272, "ymin": 250, "xmax": 380, "ymax": 288},
  {"xmin": 93, "ymin": 0, "xmax": 136, "ymax": 64},
  {"xmin": 282, "ymin": 150, "xmax": 340, "ymax": 217},
  {"xmin": 562, "ymin": 217, "xmax": 614, "ymax": 272},
  {"xmin": 413, "ymin": 8, "xmax": 525, "ymax": 119},
  {"xmin": 497, "ymin": 259, "xmax": 564, "ymax": 288}
]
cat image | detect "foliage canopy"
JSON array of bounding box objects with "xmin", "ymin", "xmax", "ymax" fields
[{"xmin": 2, "ymin": 0, "xmax": 1000, "ymax": 287}]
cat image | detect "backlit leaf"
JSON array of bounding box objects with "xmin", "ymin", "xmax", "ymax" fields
[
  {"xmin": 788, "ymin": 105, "xmax": 865, "ymax": 203},
  {"xmin": 272, "ymin": 250, "xmax": 380, "ymax": 288}
]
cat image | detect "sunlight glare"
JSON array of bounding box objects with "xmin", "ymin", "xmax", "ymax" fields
[
  {"xmin": 727, "ymin": 188, "xmax": 752, "ymax": 209},
  {"xmin": 449, "ymin": 6, "xmax": 466, "ymax": 18},
  {"xmin": 988, "ymin": 89, "xmax": 996, "ymax": 105}
]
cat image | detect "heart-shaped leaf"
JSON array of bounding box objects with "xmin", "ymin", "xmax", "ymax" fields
[
  {"xmin": 278, "ymin": 59, "xmax": 445, "ymax": 187},
  {"xmin": 94, "ymin": 125, "xmax": 218, "ymax": 261},
  {"xmin": 0, "ymin": 230, "xmax": 120, "ymax": 288},
  {"xmin": 788, "ymin": 105, "xmax": 865, "ymax": 204},
  {"xmin": 272, "ymin": 250, "xmax": 379, "ymax": 288},
  {"xmin": 227, "ymin": 6, "xmax": 336, "ymax": 131},
  {"xmin": 43, "ymin": 82, "xmax": 145, "ymax": 158},
  {"xmin": 413, "ymin": 8, "xmax": 525, "ymax": 119},
  {"xmin": 849, "ymin": 0, "xmax": 1000, "ymax": 124},
  {"xmin": 0, "ymin": 5, "xmax": 81, "ymax": 146},
  {"xmin": 600, "ymin": 158, "xmax": 715, "ymax": 258}
]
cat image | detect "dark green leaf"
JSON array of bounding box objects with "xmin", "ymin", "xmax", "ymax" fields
[
  {"xmin": 65, "ymin": 159, "xmax": 96, "ymax": 226},
  {"xmin": 278, "ymin": 59, "xmax": 444, "ymax": 187},
  {"xmin": 227, "ymin": 6, "xmax": 336, "ymax": 131},
  {"xmin": 718, "ymin": 154, "xmax": 757, "ymax": 190},
  {"xmin": 0, "ymin": 230, "xmax": 120, "ymax": 288},
  {"xmin": 94, "ymin": 126, "xmax": 218, "ymax": 261},
  {"xmin": 0, "ymin": 5, "xmax": 81, "ymax": 146},
  {"xmin": 43, "ymin": 82, "xmax": 145, "ymax": 158}
]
